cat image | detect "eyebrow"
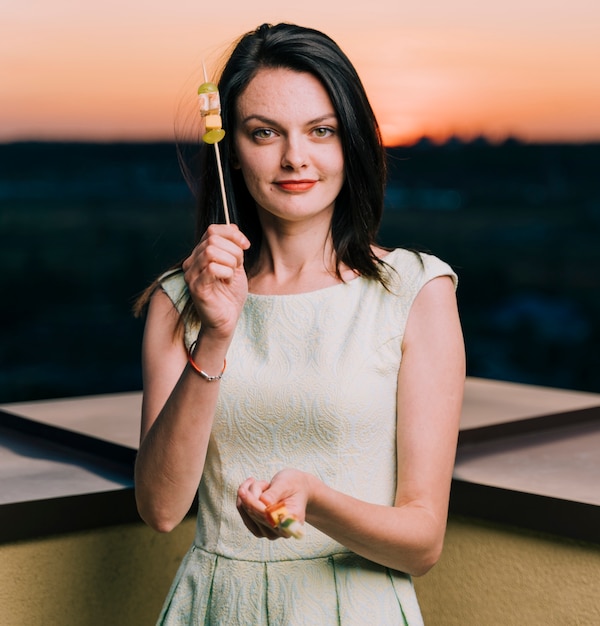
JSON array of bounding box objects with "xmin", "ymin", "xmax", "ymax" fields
[{"xmin": 239, "ymin": 113, "xmax": 337, "ymax": 126}]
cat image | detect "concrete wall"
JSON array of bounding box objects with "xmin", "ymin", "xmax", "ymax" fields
[
  {"xmin": 0, "ymin": 519, "xmax": 195, "ymax": 626},
  {"xmin": 1, "ymin": 515, "xmax": 599, "ymax": 625},
  {"xmin": 415, "ymin": 516, "xmax": 600, "ymax": 625}
]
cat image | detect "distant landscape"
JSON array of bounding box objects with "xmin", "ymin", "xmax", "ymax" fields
[{"xmin": 1, "ymin": 140, "xmax": 599, "ymax": 403}]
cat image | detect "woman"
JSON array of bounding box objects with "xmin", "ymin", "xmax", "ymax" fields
[{"xmin": 135, "ymin": 23, "xmax": 465, "ymax": 625}]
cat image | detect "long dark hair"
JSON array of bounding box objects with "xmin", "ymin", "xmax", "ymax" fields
[{"xmin": 134, "ymin": 23, "xmax": 389, "ymax": 319}]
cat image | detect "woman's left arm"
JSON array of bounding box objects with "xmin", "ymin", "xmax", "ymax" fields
[{"xmin": 238, "ymin": 275, "xmax": 465, "ymax": 576}]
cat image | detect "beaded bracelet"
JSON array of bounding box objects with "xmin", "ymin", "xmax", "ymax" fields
[{"xmin": 187, "ymin": 340, "xmax": 226, "ymax": 382}]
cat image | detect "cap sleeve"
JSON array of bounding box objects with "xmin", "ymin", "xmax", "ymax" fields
[
  {"xmin": 159, "ymin": 269, "xmax": 199, "ymax": 349},
  {"xmin": 159, "ymin": 269, "xmax": 189, "ymax": 314},
  {"xmin": 382, "ymin": 248, "xmax": 458, "ymax": 296},
  {"xmin": 419, "ymin": 252, "xmax": 458, "ymax": 290}
]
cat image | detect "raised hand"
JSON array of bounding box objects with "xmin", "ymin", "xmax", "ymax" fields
[{"xmin": 182, "ymin": 223, "xmax": 250, "ymax": 338}]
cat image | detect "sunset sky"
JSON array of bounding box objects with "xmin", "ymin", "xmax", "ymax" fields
[{"xmin": 2, "ymin": 0, "xmax": 599, "ymax": 146}]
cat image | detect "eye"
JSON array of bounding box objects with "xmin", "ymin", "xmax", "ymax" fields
[
  {"xmin": 252, "ymin": 128, "xmax": 276, "ymax": 140},
  {"xmin": 313, "ymin": 126, "xmax": 335, "ymax": 139}
]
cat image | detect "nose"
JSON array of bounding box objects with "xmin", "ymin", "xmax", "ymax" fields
[{"xmin": 281, "ymin": 135, "xmax": 307, "ymax": 170}]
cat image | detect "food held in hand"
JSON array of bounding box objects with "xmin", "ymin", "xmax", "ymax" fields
[
  {"xmin": 198, "ymin": 81, "xmax": 226, "ymax": 144},
  {"xmin": 265, "ymin": 502, "xmax": 305, "ymax": 539},
  {"xmin": 197, "ymin": 72, "xmax": 230, "ymax": 224}
]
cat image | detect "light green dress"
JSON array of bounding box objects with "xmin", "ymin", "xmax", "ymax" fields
[{"xmin": 157, "ymin": 248, "xmax": 457, "ymax": 626}]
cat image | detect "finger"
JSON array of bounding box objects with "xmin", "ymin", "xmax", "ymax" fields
[
  {"xmin": 236, "ymin": 501, "xmax": 280, "ymax": 540},
  {"xmin": 183, "ymin": 225, "xmax": 249, "ymax": 272},
  {"xmin": 238, "ymin": 478, "xmax": 270, "ymax": 508},
  {"xmin": 201, "ymin": 224, "xmax": 250, "ymax": 255},
  {"xmin": 236, "ymin": 503, "xmax": 263, "ymax": 537},
  {"xmin": 237, "ymin": 479, "xmax": 284, "ymax": 536},
  {"xmin": 183, "ymin": 253, "xmax": 239, "ymax": 288},
  {"xmin": 190, "ymin": 241, "xmax": 241, "ymax": 274},
  {"xmin": 202, "ymin": 235, "xmax": 246, "ymax": 267}
]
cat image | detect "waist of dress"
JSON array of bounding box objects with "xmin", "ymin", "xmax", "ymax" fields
[
  {"xmin": 192, "ymin": 540, "xmax": 354, "ymax": 563},
  {"xmin": 193, "ymin": 536, "xmax": 354, "ymax": 563}
]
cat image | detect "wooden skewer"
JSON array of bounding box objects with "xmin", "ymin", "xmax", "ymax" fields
[
  {"xmin": 214, "ymin": 141, "xmax": 230, "ymax": 225},
  {"xmin": 202, "ymin": 62, "xmax": 230, "ymax": 225}
]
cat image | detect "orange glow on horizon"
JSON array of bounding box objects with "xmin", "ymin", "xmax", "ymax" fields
[{"xmin": 2, "ymin": 4, "xmax": 600, "ymax": 146}]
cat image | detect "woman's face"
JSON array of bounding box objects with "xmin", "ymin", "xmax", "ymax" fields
[{"xmin": 233, "ymin": 67, "xmax": 345, "ymax": 228}]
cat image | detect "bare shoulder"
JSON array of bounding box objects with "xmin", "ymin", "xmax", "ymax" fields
[
  {"xmin": 403, "ymin": 275, "xmax": 462, "ymax": 350},
  {"xmin": 143, "ymin": 288, "xmax": 188, "ymax": 366},
  {"xmin": 145, "ymin": 288, "xmax": 183, "ymax": 345},
  {"xmin": 140, "ymin": 289, "xmax": 187, "ymax": 439}
]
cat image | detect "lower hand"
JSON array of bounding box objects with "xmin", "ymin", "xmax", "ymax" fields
[{"xmin": 236, "ymin": 469, "xmax": 311, "ymax": 540}]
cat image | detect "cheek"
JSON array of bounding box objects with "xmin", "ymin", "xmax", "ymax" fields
[
  {"xmin": 322, "ymin": 146, "xmax": 345, "ymax": 178},
  {"xmin": 238, "ymin": 163, "xmax": 265, "ymax": 198},
  {"xmin": 234, "ymin": 148, "xmax": 257, "ymax": 180},
  {"xmin": 236, "ymin": 144, "xmax": 267, "ymax": 179}
]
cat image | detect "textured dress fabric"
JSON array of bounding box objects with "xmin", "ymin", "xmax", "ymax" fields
[{"xmin": 156, "ymin": 248, "xmax": 457, "ymax": 626}]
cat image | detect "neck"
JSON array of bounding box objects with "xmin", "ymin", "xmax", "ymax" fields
[{"xmin": 248, "ymin": 217, "xmax": 348, "ymax": 295}]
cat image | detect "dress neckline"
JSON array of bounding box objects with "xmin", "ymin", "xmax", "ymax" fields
[
  {"xmin": 246, "ymin": 273, "xmax": 362, "ymax": 300},
  {"xmin": 246, "ymin": 249, "xmax": 397, "ymax": 300}
]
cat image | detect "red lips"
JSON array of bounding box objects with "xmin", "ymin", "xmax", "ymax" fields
[{"xmin": 274, "ymin": 180, "xmax": 317, "ymax": 192}]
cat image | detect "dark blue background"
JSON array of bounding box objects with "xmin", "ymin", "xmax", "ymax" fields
[{"xmin": 1, "ymin": 139, "xmax": 598, "ymax": 402}]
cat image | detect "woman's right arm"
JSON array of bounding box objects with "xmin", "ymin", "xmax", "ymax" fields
[{"xmin": 134, "ymin": 224, "xmax": 250, "ymax": 532}]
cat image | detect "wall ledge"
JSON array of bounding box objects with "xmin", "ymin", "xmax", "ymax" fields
[{"xmin": 1, "ymin": 378, "xmax": 599, "ymax": 543}]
